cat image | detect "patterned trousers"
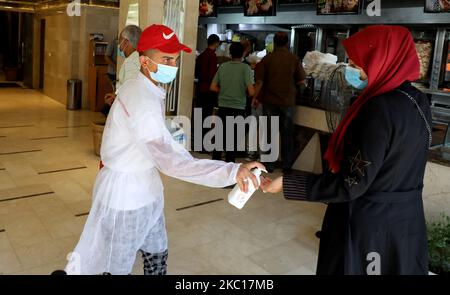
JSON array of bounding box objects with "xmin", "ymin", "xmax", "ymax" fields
[
  {"xmin": 141, "ymin": 249, "xmax": 168, "ymax": 275},
  {"xmin": 100, "ymin": 249, "xmax": 168, "ymax": 275}
]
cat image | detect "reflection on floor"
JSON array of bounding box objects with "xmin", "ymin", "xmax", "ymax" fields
[{"xmin": 0, "ymin": 88, "xmax": 325, "ymax": 275}]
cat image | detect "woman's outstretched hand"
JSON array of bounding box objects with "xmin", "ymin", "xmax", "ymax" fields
[{"xmin": 260, "ymin": 176, "xmax": 283, "ymax": 193}]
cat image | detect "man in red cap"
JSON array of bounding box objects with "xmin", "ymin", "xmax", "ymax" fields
[{"xmin": 65, "ymin": 24, "xmax": 265, "ymax": 275}]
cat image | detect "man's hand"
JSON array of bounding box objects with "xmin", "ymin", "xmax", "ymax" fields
[
  {"xmin": 260, "ymin": 176, "xmax": 283, "ymax": 193},
  {"xmin": 104, "ymin": 93, "xmax": 116, "ymax": 106},
  {"xmin": 236, "ymin": 162, "xmax": 266, "ymax": 193}
]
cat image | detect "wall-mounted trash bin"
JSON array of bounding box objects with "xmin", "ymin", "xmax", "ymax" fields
[{"xmin": 67, "ymin": 79, "xmax": 82, "ymax": 110}]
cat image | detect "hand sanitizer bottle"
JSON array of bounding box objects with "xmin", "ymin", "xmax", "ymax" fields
[{"xmin": 228, "ymin": 168, "xmax": 267, "ymax": 209}]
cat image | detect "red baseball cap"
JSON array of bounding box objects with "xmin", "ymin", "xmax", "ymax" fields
[{"xmin": 137, "ymin": 24, "xmax": 192, "ymax": 54}]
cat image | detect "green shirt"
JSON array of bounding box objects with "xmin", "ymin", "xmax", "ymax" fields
[{"xmin": 213, "ymin": 61, "xmax": 254, "ymax": 110}]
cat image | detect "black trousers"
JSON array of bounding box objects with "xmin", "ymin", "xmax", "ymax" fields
[
  {"xmin": 212, "ymin": 107, "xmax": 247, "ymax": 163},
  {"xmin": 262, "ymin": 103, "xmax": 295, "ymax": 169},
  {"xmin": 195, "ymin": 91, "xmax": 217, "ymax": 152}
]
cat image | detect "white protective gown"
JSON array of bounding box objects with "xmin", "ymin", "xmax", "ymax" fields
[{"xmin": 66, "ymin": 72, "xmax": 240, "ymax": 275}]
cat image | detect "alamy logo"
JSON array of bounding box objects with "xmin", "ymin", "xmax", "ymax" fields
[
  {"xmin": 163, "ymin": 109, "xmax": 280, "ymax": 163},
  {"xmin": 366, "ymin": 252, "xmax": 381, "ymax": 275},
  {"xmin": 366, "ymin": 0, "xmax": 381, "ymax": 17},
  {"xmin": 67, "ymin": 0, "xmax": 81, "ymax": 17}
]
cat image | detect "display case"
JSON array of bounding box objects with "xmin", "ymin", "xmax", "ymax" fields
[
  {"xmin": 424, "ymin": 30, "xmax": 450, "ymax": 165},
  {"xmin": 88, "ymin": 39, "xmax": 113, "ymax": 112},
  {"xmin": 294, "ymin": 25, "xmax": 359, "ymax": 107},
  {"xmin": 291, "ymin": 24, "xmax": 317, "ymax": 61},
  {"xmin": 417, "ymin": 28, "xmax": 450, "ymax": 124},
  {"xmin": 410, "ymin": 28, "xmax": 436, "ymax": 86},
  {"xmin": 321, "ymin": 27, "xmax": 351, "ymax": 63},
  {"xmin": 291, "ymin": 25, "xmax": 320, "ymax": 105},
  {"xmin": 88, "ymin": 40, "xmax": 108, "ymax": 67}
]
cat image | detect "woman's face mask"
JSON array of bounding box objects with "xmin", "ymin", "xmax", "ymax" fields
[
  {"xmin": 145, "ymin": 57, "xmax": 179, "ymax": 84},
  {"xmin": 345, "ymin": 65, "xmax": 368, "ymax": 90}
]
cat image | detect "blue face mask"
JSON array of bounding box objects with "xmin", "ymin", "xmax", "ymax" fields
[
  {"xmin": 118, "ymin": 46, "xmax": 126, "ymax": 58},
  {"xmin": 345, "ymin": 66, "xmax": 368, "ymax": 90},
  {"xmin": 118, "ymin": 40, "xmax": 126, "ymax": 58},
  {"xmin": 147, "ymin": 58, "xmax": 179, "ymax": 84}
]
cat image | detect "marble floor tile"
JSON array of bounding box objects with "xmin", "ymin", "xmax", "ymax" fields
[
  {"xmin": 12, "ymin": 260, "xmax": 67, "ymax": 275},
  {"xmin": 0, "ymin": 183, "xmax": 53, "ymax": 202},
  {"xmin": 4, "ymin": 214, "xmax": 53, "ymax": 249},
  {"xmin": 40, "ymin": 215, "xmax": 86, "ymax": 240},
  {"xmin": 248, "ymin": 239, "xmax": 318, "ymax": 274},
  {"xmin": 65, "ymin": 199, "xmax": 92, "ymax": 216},
  {"xmin": 0, "ymin": 171, "xmax": 16, "ymax": 190},
  {"xmin": 0, "ymin": 249, "xmax": 22, "ymax": 274},
  {"xmin": 170, "ymin": 241, "xmax": 271, "ymax": 275},
  {"xmin": 14, "ymin": 239, "xmax": 68, "ymax": 270},
  {"xmin": 0, "ymin": 232, "xmax": 13, "ymax": 252},
  {"xmin": 31, "ymin": 160, "xmax": 87, "ymax": 175},
  {"xmin": 0, "ymin": 199, "xmax": 36, "ymax": 225}
]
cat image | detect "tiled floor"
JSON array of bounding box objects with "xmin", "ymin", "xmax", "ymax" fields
[{"xmin": 0, "ymin": 88, "xmax": 326, "ymax": 275}]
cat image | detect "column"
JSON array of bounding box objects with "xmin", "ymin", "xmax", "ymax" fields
[{"xmin": 176, "ymin": 0, "xmax": 199, "ymax": 119}]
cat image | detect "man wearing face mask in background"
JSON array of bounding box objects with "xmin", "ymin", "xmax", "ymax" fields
[
  {"xmin": 65, "ymin": 24, "xmax": 265, "ymax": 275},
  {"xmin": 101, "ymin": 25, "xmax": 142, "ymax": 117}
]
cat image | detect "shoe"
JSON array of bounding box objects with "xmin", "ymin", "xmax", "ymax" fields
[{"xmin": 51, "ymin": 270, "xmax": 67, "ymax": 275}]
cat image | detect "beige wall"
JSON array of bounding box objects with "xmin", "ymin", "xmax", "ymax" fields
[
  {"xmin": 177, "ymin": 0, "xmax": 199, "ymax": 119},
  {"xmin": 138, "ymin": 0, "xmax": 163, "ymax": 27},
  {"xmin": 31, "ymin": 16, "xmax": 41, "ymax": 90},
  {"xmin": 41, "ymin": 11, "xmax": 72, "ymax": 106},
  {"xmin": 33, "ymin": 6, "xmax": 119, "ymax": 108}
]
